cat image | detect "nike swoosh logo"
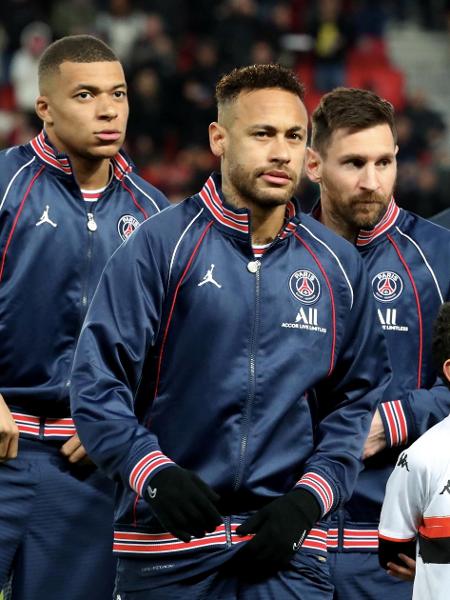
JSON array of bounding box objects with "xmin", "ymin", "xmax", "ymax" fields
[{"xmin": 293, "ymin": 530, "xmax": 307, "ymax": 551}]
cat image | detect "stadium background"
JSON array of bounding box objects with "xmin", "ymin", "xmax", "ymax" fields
[
  {"xmin": 1, "ymin": 0, "xmax": 450, "ymax": 218},
  {"xmin": 0, "ymin": 1, "xmax": 449, "ymax": 597}
]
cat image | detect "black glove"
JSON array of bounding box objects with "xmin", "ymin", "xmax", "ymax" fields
[
  {"xmin": 145, "ymin": 466, "xmax": 222, "ymax": 542},
  {"xmin": 234, "ymin": 488, "xmax": 321, "ymax": 570}
]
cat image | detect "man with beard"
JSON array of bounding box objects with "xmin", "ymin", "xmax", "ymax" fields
[
  {"xmin": 69, "ymin": 65, "xmax": 391, "ymax": 599},
  {"xmin": 306, "ymin": 87, "xmax": 450, "ymax": 600}
]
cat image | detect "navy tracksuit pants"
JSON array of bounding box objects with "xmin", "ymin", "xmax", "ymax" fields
[
  {"xmin": 0, "ymin": 437, "xmax": 116, "ymax": 600},
  {"xmin": 114, "ymin": 551, "xmax": 334, "ymax": 599},
  {"xmin": 328, "ymin": 551, "xmax": 413, "ymax": 600}
]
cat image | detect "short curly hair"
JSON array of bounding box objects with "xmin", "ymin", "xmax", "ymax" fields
[
  {"xmin": 215, "ymin": 64, "xmax": 304, "ymax": 106},
  {"xmin": 432, "ymin": 302, "xmax": 450, "ymax": 388}
]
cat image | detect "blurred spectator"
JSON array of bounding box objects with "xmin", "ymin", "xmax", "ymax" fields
[
  {"xmin": 96, "ymin": 0, "xmax": 146, "ymax": 68},
  {"xmin": 0, "ymin": 25, "xmax": 9, "ymax": 85},
  {"xmin": 402, "ymin": 90, "xmax": 447, "ymax": 154},
  {"xmin": 129, "ymin": 13, "xmax": 177, "ymax": 79},
  {"xmin": 308, "ymin": 0, "xmax": 354, "ymax": 91},
  {"xmin": 2, "ymin": 0, "xmax": 46, "ymax": 54},
  {"xmin": 127, "ymin": 67, "xmax": 167, "ymax": 147},
  {"xmin": 394, "ymin": 114, "xmax": 424, "ymax": 163},
  {"xmin": 397, "ymin": 164, "xmax": 447, "ymax": 217},
  {"xmin": 215, "ymin": 0, "xmax": 264, "ymax": 69},
  {"xmin": 50, "ymin": 0, "xmax": 97, "ymax": 37},
  {"xmin": 9, "ymin": 21, "xmax": 50, "ymax": 125},
  {"xmin": 140, "ymin": 0, "xmax": 188, "ymax": 41},
  {"xmin": 353, "ymin": 0, "xmax": 388, "ymax": 38},
  {"xmin": 250, "ymin": 39, "xmax": 277, "ymax": 64}
]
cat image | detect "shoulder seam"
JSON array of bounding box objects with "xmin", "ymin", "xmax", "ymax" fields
[
  {"xmin": 0, "ymin": 156, "xmax": 36, "ymax": 212},
  {"xmin": 124, "ymin": 174, "xmax": 162, "ymax": 213},
  {"xmin": 395, "ymin": 226, "xmax": 444, "ymax": 303},
  {"xmin": 299, "ymin": 223, "xmax": 354, "ymax": 309}
]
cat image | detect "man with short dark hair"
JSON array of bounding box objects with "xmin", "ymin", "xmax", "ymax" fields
[
  {"xmin": 379, "ymin": 302, "xmax": 450, "ymax": 600},
  {"xmin": 306, "ymin": 87, "xmax": 450, "ymax": 599},
  {"xmin": 0, "ymin": 35, "xmax": 168, "ymax": 599},
  {"xmin": 70, "ymin": 64, "xmax": 391, "ymax": 599}
]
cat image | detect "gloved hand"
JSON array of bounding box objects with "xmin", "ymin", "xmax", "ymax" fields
[
  {"xmin": 145, "ymin": 466, "xmax": 222, "ymax": 542},
  {"xmin": 234, "ymin": 488, "xmax": 321, "ymax": 569}
]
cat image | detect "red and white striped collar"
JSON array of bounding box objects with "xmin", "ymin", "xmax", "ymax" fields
[
  {"xmin": 198, "ymin": 173, "xmax": 300, "ymax": 238},
  {"xmin": 356, "ymin": 198, "xmax": 400, "ymax": 247},
  {"xmin": 29, "ymin": 130, "xmax": 133, "ymax": 181}
]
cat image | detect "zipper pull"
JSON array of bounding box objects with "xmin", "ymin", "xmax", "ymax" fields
[
  {"xmin": 247, "ymin": 260, "xmax": 260, "ymax": 273},
  {"xmin": 86, "ymin": 213, "xmax": 97, "ymax": 232}
]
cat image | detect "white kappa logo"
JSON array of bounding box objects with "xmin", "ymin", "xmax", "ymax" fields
[
  {"xmin": 35, "ymin": 205, "xmax": 57, "ymax": 228},
  {"xmin": 198, "ymin": 264, "xmax": 222, "ymax": 288}
]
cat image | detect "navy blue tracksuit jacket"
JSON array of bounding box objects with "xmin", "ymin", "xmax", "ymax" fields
[
  {"xmin": 324, "ymin": 199, "xmax": 450, "ymax": 553},
  {"xmin": 71, "ymin": 173, "xmax": 391, "ymax": 567}
]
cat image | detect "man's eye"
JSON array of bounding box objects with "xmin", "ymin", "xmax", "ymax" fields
[
  {"xmin": 114, "ymin": 91, "xmax": 127, "ymax": 99},
  {"xmin": 76, "ymin": 92, "xmax": 91, "ymax": 100}
]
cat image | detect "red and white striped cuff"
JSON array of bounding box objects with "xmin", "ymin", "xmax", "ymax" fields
[
  {"xmin": 129, "ymin": 451, "xmax": 175, "ymax": 497},
  {"xmin": 295, "ymin": 471, "xmax": 334, "ymax": 516},
  {"xmin": 380, "ymin": 400, "xmax": 408, "ymax": 447}
]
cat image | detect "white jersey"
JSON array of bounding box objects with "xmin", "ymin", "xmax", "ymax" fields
[{"xmin": 379, "ymin": 414, "xmax": 450, "ymax": 599}]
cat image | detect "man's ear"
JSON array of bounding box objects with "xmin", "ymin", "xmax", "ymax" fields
[
  {"xmin": 35, "ymin": 96, "xmax": 53, "ymax": 126},
  {"xmin": 443, "ymin": 358, "xmax": 450, "ymax": 385},
  {"xmin": 305, "ymin": 147, "xmax": 323, "ymax": 183},
  {"xmin": 209, "ymin": 122, "xmax": 227, "ymax": 158}
]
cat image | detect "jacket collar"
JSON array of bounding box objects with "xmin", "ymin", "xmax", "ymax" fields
[
  {"xmin": 356, "ymin": 197, "xmax": 401, "ymax": 247},
  {"xmin": 197, "ymin": 172, "xmax": 300, "ymax": 239},
  {"xmin": 311, "ymin": 197, "xmax": 401, "ymax": 248},
  {"xmin": 29, "ymin": 130, "xmax": 133, "ymax": 181}
]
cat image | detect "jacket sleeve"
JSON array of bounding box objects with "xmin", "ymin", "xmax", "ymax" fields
[
  {"xmin": 295, "ymin": 256, "xmax": 392, "ymax": 516},
  {"xmin": 378, "ymin": 448, "xmax": 424, "ymax": 566},
  {"xmin": 379, "ymin": 378, "xmax": 450, "ymax": 448},
  {"xmin": 70, "ymin": 225, "xmax": 176, "ymax": 498}
]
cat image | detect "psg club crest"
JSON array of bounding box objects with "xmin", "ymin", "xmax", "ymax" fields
[
  {"xmin": 289, "ymin": 269, "xmax": 321, "ymax": 305},
  {"xmin": 372, "ymin": 271, "xmax": 403, "ymax": 303},
  {"xmin": 117, "ymin": 214, "xmax": 140, "ymax": 241}
]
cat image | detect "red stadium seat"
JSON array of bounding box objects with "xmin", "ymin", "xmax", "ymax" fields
[{"xmin": 346, "ymin": 64, "xmax": 406, "ymax": 110}]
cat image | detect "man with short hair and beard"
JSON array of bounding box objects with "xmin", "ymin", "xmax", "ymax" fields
[
  {"xmin": 306, "ymin": 87, "xmax": 450, "ymax": 600},
  {"xmin": 0, "ymin": 35, "xmax": 168, "ymax": 600},
  {"xmin": 70, "ymin": 65, "xmax": 391, "ymax": 599}
]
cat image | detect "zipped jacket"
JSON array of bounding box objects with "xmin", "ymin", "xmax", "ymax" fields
[
  {"xmin": 324, "ymin": 200, "xmax": 450, "ymax": 553},
  {"xmin": 0, "ymin": 131, "xmax": 168, "ymax": 437},
  {"xmin": 71, "ymin": 173, "xmax": 391, "ymax": 559}
]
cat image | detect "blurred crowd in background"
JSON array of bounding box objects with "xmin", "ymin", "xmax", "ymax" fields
[{"xmin": 1, "ymin": 0, "xmax": 449, "ymax": 216}]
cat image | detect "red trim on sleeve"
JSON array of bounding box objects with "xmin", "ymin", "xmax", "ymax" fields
[
  {"xmin": 121, "ymin": 180, "xmax": 148, "ymax": 220},
  {"xmin": 154, "ymin": 221, "xmax": 213, "ymax": 398},
  {"xmin": 0, "ymin": 166, "xmax": 45, "ymax": 282},
  {"xmin": 387, "ymin": 234, "xmax": 423, "ymax": 388}
]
